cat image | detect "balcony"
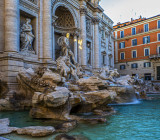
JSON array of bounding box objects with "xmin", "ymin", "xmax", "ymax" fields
[
  {"xmin": 149, "ymin": 53, "xmax": 160, "ymax": 59},
  {"xmin": 116, "ymin": 27, "xmax": 159, "ymax": 40}
]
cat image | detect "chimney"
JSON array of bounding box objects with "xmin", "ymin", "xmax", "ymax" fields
[{"xmin": 140, "ymin": 15, "xmax": 142, "ymax": 19}]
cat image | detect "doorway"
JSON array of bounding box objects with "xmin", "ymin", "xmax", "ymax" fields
[{"xmin": 157, "ymin": 66, "xmax": 160, "ymax": 80}]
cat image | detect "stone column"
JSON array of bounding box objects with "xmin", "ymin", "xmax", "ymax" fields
[
  {"xmin": 94, "ymin": 18, "xmax": 100, "ymax": 69},
  {"xmin": 43, "ymin": 0, "xmax": 52, "ymax": 61},
  {"xmin": 74, "ymin": 34, "xmax": 78, "ymax": 62},
  {"xmin": 80, "ymin": 8, "xmax": 87, "ymax": 66},
  {"xmin": 38, "ymin": 0, "xmax": 43, "ymax": 61},
  {"xmin": 4, "ymin": 0, "xmax": 18, "ymax": 52},
  {"xmin": 52, "ymin": 16, "xmax": 57, "ymax": 61}
]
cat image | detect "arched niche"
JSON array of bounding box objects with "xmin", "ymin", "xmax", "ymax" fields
[{"xmin": 52, "ymin": 3, "xmax": 78, "ymax": 59}]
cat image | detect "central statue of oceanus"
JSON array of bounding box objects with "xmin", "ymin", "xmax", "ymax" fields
[{"xmin": 56, "ymin": 36, "xmax": 83, "ymax": 81}]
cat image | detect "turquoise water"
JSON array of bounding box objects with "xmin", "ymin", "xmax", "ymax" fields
[{"xmin": 1, "ymin": 95, "xmax": 160, "ymax": 140}]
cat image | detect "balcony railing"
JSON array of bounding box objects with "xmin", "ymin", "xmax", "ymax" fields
[
  {"xmin": 149, "ymin": 53, "xmax": 160, "ymax": 59},
  {"xmin": 117, "ymin": 27, "xmax": 159, "ymax": 39}
]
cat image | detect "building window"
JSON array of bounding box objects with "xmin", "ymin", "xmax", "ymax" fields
[
  {"xmin": 119, "ymin": 42, "xmax": 125, "ymax": 49},
  {"xmin": 158, "ymin": 20, "xmax": 160, "ymax": 29},
  {"xmin": 158, "ymin": 33, "xmax": 160, "ymax": 41},
  {"xmin": 143, "ymin": 36, "xmax": 150, "ymax": 44},
  {"xmin": 144, "ymin": 48, "xmax": 150, "ymax": 56},
  {"xmin": 157, "ymin": 46, "xmax": 160, "ymax": 54},
  {"xmin": 132, "ymin": 39, "xmax": 137, "ymax": 46},
  {"xmin": 144, "ymin": 62, "xmax": 151, "ymax": 68},
  {"xmin": 120, "ymin": 31, "xmax": 124, "ymax": 38},
  {"xmin": 131, "ymin": 63, "xmax": 138, "ymax": 68},
  {"xmin": 144, "ymin": 24, "xmax": 149, "ymax": 32},
  {"xmin": 144, "ymin": 73, "xmax": 151, "ymax": 80},
  {"xmin": 120, "ymin": 65, "xmax": 126, "ymax": 70},
  {"xmin": 132, "ymin": 50, "xmax": 137, "ymax": 58},
  {"xmin": 132, "ymin": 27, "xmax": 136, "ymax": 35},
  {"xmin": 120, "ymin": 52, "xmax": 125, "ymax": 60}
]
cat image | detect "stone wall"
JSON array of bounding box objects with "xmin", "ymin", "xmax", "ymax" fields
[
  {"xmin": 115, "ymin": 59, "xmax": 154, "ymax": 79},
  {"xmin": 0, "ymin": 0, "xmax": 4, "ymax": 52}
]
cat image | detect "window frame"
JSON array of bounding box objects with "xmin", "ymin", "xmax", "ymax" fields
[
  {"xmin": 120, "ymin": 30, "xmax": 124, "ymax": 38},
  {"xmin": 157, "ymin": 46, "xmax": 160, "ymax": 54},
  {"xmin": 132, "ymin": 39, "xmax": 137, "ymax": 46},
  {"xmin": 131, "ymin": 63, "xmax": 138, "ymax": 69},
  {"xmin": 157, "ymin": 33, "xmax": 160, "ymax": 41},
  {"xmin": 158, "ymin": 20, "xmax": 160, "ymax": 29},
  {"xmin": 119, "ymin": 41, "xmax": 125, "ymax": 49},
  {"xmin": 120, "ymin": 65, "xmax": 126, "ymax": 70},
  {"xmin": 144, "ymin": 73, "xmax": 151, "ymax": 81},
  {"xmin": 120, "ymin": 52, "xmax": 125, "ymax": 60},
  {"xmin": 143, "ymin": 36, "xmax": 150, "ymax": 44},
  {"xmin": 144, "ymin": 23, "xmax": 149, "ymax": 32},
  {"xmin": 144, "ymin": 62, "xmax": 151, "ymax": 68},
  {"xmin": 132, "ymin": 50, "xmax": 137, "ymax": 58},
  {"xmin": 132, "ymin": 27, "xmax": 136, "ymax": 35},
  {"xmin": 144, "ymin": 48, "xmax": 150, "ymax": 56}
]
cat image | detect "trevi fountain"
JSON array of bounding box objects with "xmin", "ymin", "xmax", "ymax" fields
[{"xmin": 0, "ymin": 0, "xmax": 160, "ymax": 139}]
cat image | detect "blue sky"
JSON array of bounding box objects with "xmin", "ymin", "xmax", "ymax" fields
[{"xmin": 100, "ymin": 0, "xmax": 160, "ymax": 25}]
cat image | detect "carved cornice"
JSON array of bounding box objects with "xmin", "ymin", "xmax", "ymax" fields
[{"xmin": 19, "ymin": 0, "xmax": 39, "ymax": 14}]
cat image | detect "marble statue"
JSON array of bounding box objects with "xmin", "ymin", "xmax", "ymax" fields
[
  {"xmin": 57, "ymin": 36, "xmax": 76, "ymax": 65},
  {"xmin": 99, "ymin": 66, "xmax": 110, "ymax": 80},
  {"xmin": 20, "ymin": 18, "xmax": 35, "ymax": 53},
  {"xmin": 108, "ymin": 69, "xmax": 119, "ymax": 82},
  {"xmin": 56, "ymin": 36, "xmax": 79, "ymax": 81}
]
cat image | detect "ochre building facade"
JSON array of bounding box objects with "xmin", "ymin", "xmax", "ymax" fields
[{"xmin": 114, "ymin": 15, "xmax": 160, "ymax": 80}]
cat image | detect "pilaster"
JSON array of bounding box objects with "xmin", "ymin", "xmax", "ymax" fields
[
  {"xmin": 43, "ymin": 0, "xmax": 52, "ymax": 61},
  {"xmin": 4, "ymin": 0, "xmax": 18, "ymax": 52}
]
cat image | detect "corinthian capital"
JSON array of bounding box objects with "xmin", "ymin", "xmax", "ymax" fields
[
  {"xmin": 92, "ymin": 17, "xmax": 100, "ymax": 24},
  {"xmin": 80, "ymin": 7, "xmax": 87, "ymax": 15}
]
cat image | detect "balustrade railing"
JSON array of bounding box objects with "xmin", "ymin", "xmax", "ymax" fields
[{"xmin": 117, "ymin": 27, "xmax": 159, "ymax": 39}]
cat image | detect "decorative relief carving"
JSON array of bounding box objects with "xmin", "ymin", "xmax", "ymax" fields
[
  {"xmin": 55, "ymin": 7, "xmax": 75, "ymax": 28},
  {"xmin": 80, "ymin": 7, "xmax": 87, "ymax": 15},
  {"xmin": 19, "ymin": 0, "xmax": 39, "ymax": 14},
  {"xmin": 28, "ymin": 0, "xmax": 38, "ymax": 5},
  {"xmin": 86, "ymin": 18, "xmax": 91, "ymax": 36}
]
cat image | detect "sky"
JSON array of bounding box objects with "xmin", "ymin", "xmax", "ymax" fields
[{"xmin": 100, "ymin": 0, "xmax": 160, "ymax": 25}]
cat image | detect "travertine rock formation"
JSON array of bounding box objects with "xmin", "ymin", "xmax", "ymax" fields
[{"xmin": 14, "ymin": 36, "xmax": 138, "ymax": 122}]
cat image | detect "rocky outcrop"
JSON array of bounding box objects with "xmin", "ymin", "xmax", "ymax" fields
[
  {"xmin": 0, "ymin": 99, "xmax": 13, "ymax": 111},
  {"xmin": 108, "ymin": 86, "xmax": 136, "ymax": 103},
  {"xmin": 0, "ymin": 118, "xmax": 18, "ymax": 135},
  {"xmin": 17, "ymin": 126, "xmax": 55, "ymax": 137},
  {"xmin": 30, "ymin": 87, "xmax": 71, "ymax": 120},
  {"xmin": 77, "ymin": 77, "xmax": 105, "ymax": 91},
  {"xmin": 0, "ymin": 118, "xmax": 55, "ymax": 137},
  {"xmin": 55, "ymin": 120, "xmax": 77, "ymax": 133},
  {"xmin": 55, "ymin": 134, "xmax": 89, "ymax": 140}
]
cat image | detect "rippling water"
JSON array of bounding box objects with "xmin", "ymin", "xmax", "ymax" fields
[{"xmin": 1, "ymin": 94, "xmax": 160, "ymax": 140}]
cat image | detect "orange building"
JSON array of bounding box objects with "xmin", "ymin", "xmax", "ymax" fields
[{"xmin": 114, "ymin": 15, "xmax": 160, "ymax": 80}]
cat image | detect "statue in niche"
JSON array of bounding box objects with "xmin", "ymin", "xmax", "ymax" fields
[
  {"xmin": 20, "ymin": 18, "xmax": 35, "ymax": 54},
  {"xmin": 57, "ymin": 36, "xmax": 76, "ymax": 65},
  {"xmin": 56, "ymin": 36, "xmax": 80, "ymax": 81}
]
